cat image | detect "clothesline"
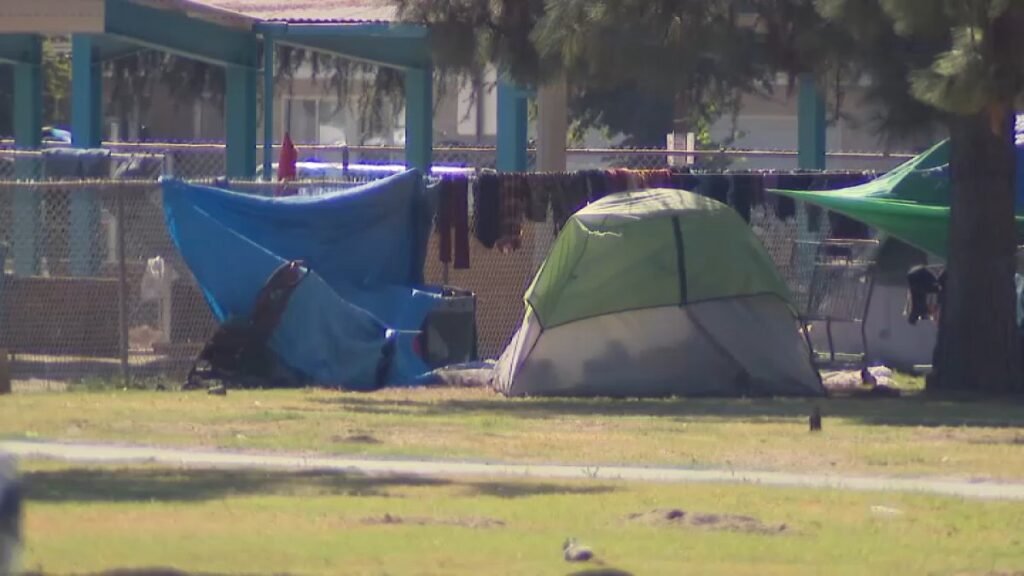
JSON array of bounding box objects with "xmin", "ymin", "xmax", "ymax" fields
[{"xmin": 434, "ymin": 167, "xmax": 879, "ymax": 271}]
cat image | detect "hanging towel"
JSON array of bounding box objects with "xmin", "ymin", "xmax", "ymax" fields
[
  {"xmin": 752, "ymin": 174, "xmax": 766, "ymax": 208},
  {"xmin": 730, "ymin": 175, "xmax": 754, "ymax": 223},
  {"xmin": 763, "ymin": 173, "xmax": 794, "ymax": 221},
  {"xmin": 497, "ymin": 174, "xmax": 527, "ymax": 252},
  {"xmin": 474, "ymin": 173, "xmax": 501, "ymax": 249},
  {"xmin": 552, "ymin": 173, "xmax": 590, "ymax": 233},
  {"xmin": 585, "ymin": 170, "xmax": 610, "ymax": 202},
  {"xmin": 526, "ymin": 173, "xmax": 552, "ymax": 222},
  {"xmin": 451, "ymin": 176, "xmax": 470, "ymax": 269},
  {"xmin": 671, "ymin": 172, "xmax": 700, "ymax": 191},
  {"xmin": 828, "ymin": 211, "xmax": 870, "ymax": 240},
  {"xmin": 652, "ymin": 170, "xmax": 672, "ymax": 188},
  {"xmin": 626, "ymin": 170, "xmax": 642, "ymax": 191},
  {"xmin": 774, "ymin": 194, "xmax": 797, "ymax": 221},
  {"xmin": 708, "ymin": 174, "xmax": 733, "ymax": 202},
  {"xmin": 437, "ymin": 177, "xmax": 453, "ymax": 264},
  {"xmin": 613, "ymin": 169, "xmax": 632, "ymax": 192}
]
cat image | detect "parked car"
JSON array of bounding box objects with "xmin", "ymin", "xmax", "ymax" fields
[{"xmin": 41, "ymin": 126, "xmax": 72, "ymax": 144}]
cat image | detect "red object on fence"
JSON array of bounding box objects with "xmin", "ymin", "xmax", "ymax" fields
[{"xmin": 276, "ymin": 133, "xmax": 298, "ymax": 197}]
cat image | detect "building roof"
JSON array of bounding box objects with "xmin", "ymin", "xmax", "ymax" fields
[{"xmin": 195, "ymin": 0, "xmax": 398, "ymax": 23}]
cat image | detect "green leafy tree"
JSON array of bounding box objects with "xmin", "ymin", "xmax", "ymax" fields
[
  {"xmin": 0, "ymin": 37, "xmax": 72, "ymax": 137},
  {"xmin": 105, "ymin": 46, "xmax": 407, "ymax": 144},
  {"xmin": 395, "ymin": 0, "xmax": 758, "ymax": 149},
  {"xmin": 405, "ymin": 0, "xmax": 1022, "ymax": 392},
  {"xmin": 815, "ymin": 0, "xmax": 1024, "ymax": 393}
]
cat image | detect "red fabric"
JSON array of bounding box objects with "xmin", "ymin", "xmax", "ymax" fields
[
  {"xmin": 278, "ymin": 133, "xmax": 297, "ymax": 180},
  {"xmin": 276, "ymin": 133, "xmax": 298, "ymax": 197}
]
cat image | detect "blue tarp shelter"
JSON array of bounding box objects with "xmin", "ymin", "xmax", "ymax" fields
[{"xmin": 161, "ymin": 169, "xmax": 443, "ymax": 390}]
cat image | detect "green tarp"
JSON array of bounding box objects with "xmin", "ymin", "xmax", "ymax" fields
[
  {"xmin": 526, "ymin": 188, "xmax": 794, "ymax": 329},
  {"xmin": 770, "ymin": 140, "xmax": 1024, "ymax": 258}
]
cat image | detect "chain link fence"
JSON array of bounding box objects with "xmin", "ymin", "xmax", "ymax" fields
[
  {"xmin": 2, "ymin": 140, "xmax": 914, "ymax": 178},
  {"xmin": 0, "ymin": 171, "xmax": 877, "ymax": 392},
  {"xmin": 0, "ymin": 140, "xmax": 904, "ymax": 391}
]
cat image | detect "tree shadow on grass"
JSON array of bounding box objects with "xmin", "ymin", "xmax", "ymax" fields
[
  {"xmin": 566, "ymin": 569, "xmax": 634, "ymax": 576},
  {"xmin": 24, "ymin": 566, "xmax": 635, "ymax": 576},
  {"xmin": 312, "ymin": 391, "xmax": 1024, "ymax": 429},
  {"xmin": 23, "ymin": 467, "xmax": 620, "ymax": 504},
  {"xmin": 22, "ymin": 467, "xmax": 447, "ymax": 503},
  {"xmin": 468, "ymin": 481, "xmax": 616, "ymax": 499}
]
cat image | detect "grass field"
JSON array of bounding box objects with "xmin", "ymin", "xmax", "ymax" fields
[
  {"xmin": 3, "ymin": 385, "xmax": 1024, "ymax": 480},
  {"xmin": 15, "ymin": 460, "xmax": 1024, "ymax": 576}
]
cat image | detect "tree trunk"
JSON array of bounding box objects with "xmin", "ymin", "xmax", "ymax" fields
[{"xmin": 931, "ymin": 106, "xmax": 1022, "ymax": 394}]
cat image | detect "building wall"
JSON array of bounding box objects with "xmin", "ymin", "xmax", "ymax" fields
[
  {"xmin": 108, "ymin": 74, "xmax": 483, "ymax": 147},
  {"xmin": 708, "ymin": 81, "xmax": 942, "ymax": 170},
  {"xmin": 107, "ymin": 71, "xmax": 939, "ymax": 172}
]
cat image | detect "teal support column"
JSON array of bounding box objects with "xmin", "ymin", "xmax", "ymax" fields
[
  {"xmin": 496, "ymin": 80, "xmax": 528, "ymax": 172},
  {"xmin": 261, "ymin": 39, "xmax": 275, "ymax": 181},
  {"xmin": 797, "ymin": 74, "xmax": 826, "ymax": 170},
  {"xmin": 13, "ymin": 39, "xmax": 42, "ymax": 155},
  {"xmin": 226, "ymin": 65, "xmax": 258, "ymax": 179},
  {"xmin": 70, "ymin": 34, "xmax": 103, "ymax": 277},
  {"xmin": 404, "ymin": 65, "xmax": 433, "ymax": 172},
  {"xmin": 71, "ymin": 36, "xmax": 102, "ymax": 148},
  {"xmin": 12, "ymin": 35, "xmax": 43, "ymax": 277}
]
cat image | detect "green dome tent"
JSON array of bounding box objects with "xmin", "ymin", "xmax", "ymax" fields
[{"xmin": 493, "ymin": 188, "xmax": 825, "ymax": 397}]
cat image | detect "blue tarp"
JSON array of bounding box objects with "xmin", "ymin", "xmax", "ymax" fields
[{"xmin": 161, "ymin": 170, "xmax": 443, "ymax": 390}]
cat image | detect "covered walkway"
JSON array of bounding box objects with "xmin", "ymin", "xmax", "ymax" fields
[{"xmin": 0, "ymin": 0, "xmax": 535, "ymax": 177}]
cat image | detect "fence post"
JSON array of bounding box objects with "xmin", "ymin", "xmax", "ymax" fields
[
  {"xmin": 116, "ymin": 187, "xmax": 130, "ymax": 389},
  {"xmin": 798, "ymin": 74, "xmax": 827, "ymax": 171}
]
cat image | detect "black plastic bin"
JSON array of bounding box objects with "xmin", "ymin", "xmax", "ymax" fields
[{"xmin": 421, "ymin": 287, "xmax": 478, "ymax": 369}]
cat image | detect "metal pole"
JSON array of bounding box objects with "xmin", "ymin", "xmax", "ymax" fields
[
  {"xmin": 262, "ymin": 37, "xmax": 275, "ymax": 181},
  {"xmin": 116, "ymin": 188, "xmax": 130, "ymax": 388}
]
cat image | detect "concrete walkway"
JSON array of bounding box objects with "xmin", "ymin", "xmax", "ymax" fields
[{"xmin": 4, "ymin": 439, "xmax": 1024, "ymax": 501}]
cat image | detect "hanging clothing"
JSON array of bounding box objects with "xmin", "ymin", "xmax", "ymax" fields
[
  {"xmin": 751, "ymin": 174, "xmax": 766, "ymax": 208},
  {"xmin": 552, "ymin": 173, "xmax": 590, "ymax": 233},
  {"xmin": 582, "ymin": 170, "xmax": 607, "ymax": 202},
  {"xmin": 765, "ymin": 174, "xmax": 795, "ymax": 221},
  {"xmin": 729, "ymin": 175, "xmax": 755, "ymax": 223},
  {"xmin": 671, "ymin": 172, "xmax": 700, "ymax": 192},
  {"xmin": 526, "ymin": 174, "xmax": 553, "ymax": 223},
  {"xmin": 705, "ymin": 175, "xmax": 730, "ymax": 204},
  {"xmin": 497, "ymin": 174, "xmax": 528, "ymax": 252},
  {"xmin": 651, "ymin": 170, "xmax": 673, "ymax": 188},
  {"xmin": 611, "ymin": 169, "xmax": 631, "ymax": 193},
  {"xmin": 451, "ymin": 176, "xmax": 470, "ymax": 269},
  {"xmin": 774, "ymin": 194, "xmax": 797, "ymax": 221},
  {"xmin": 828, "ymin": 211, "xmax": 870, "ymax": 240},
  {"xmin": 474, "ymin": 173, "xmax": 501, "ymax": 249},
  {"xmin": 806, "ymin": 205, "xmax": 823, "ymax": 233},
  {"xmin": 275, "ymin": 133, "xmax": 298, "ymax": 197},
  {"xmin": 626, "ymin": 170, "xmax": 642, "ymax": 191},
  {"xmin": 777, "ymin": 174, "xmax": 820, "ymax": 231},
  {"xmin": 436, "ymin": 176, "xmax": 471, "ymax": 268},
  {"xmin": 906, "ymin": 265, "xmax": 940, "ymax": 325},
  {"xmin": 437, "ymin": 179, "xmax": 453, "ymax": 265}
]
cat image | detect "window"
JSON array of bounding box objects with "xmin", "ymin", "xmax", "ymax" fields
[{"xmin": 280, "ymin": 97, "xmax": 349, "ymax": 145}]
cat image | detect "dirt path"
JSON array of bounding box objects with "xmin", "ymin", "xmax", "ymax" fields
[{"xmin": 4, "ymin": 439, "xmax": 1024, "ymax": 501}]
